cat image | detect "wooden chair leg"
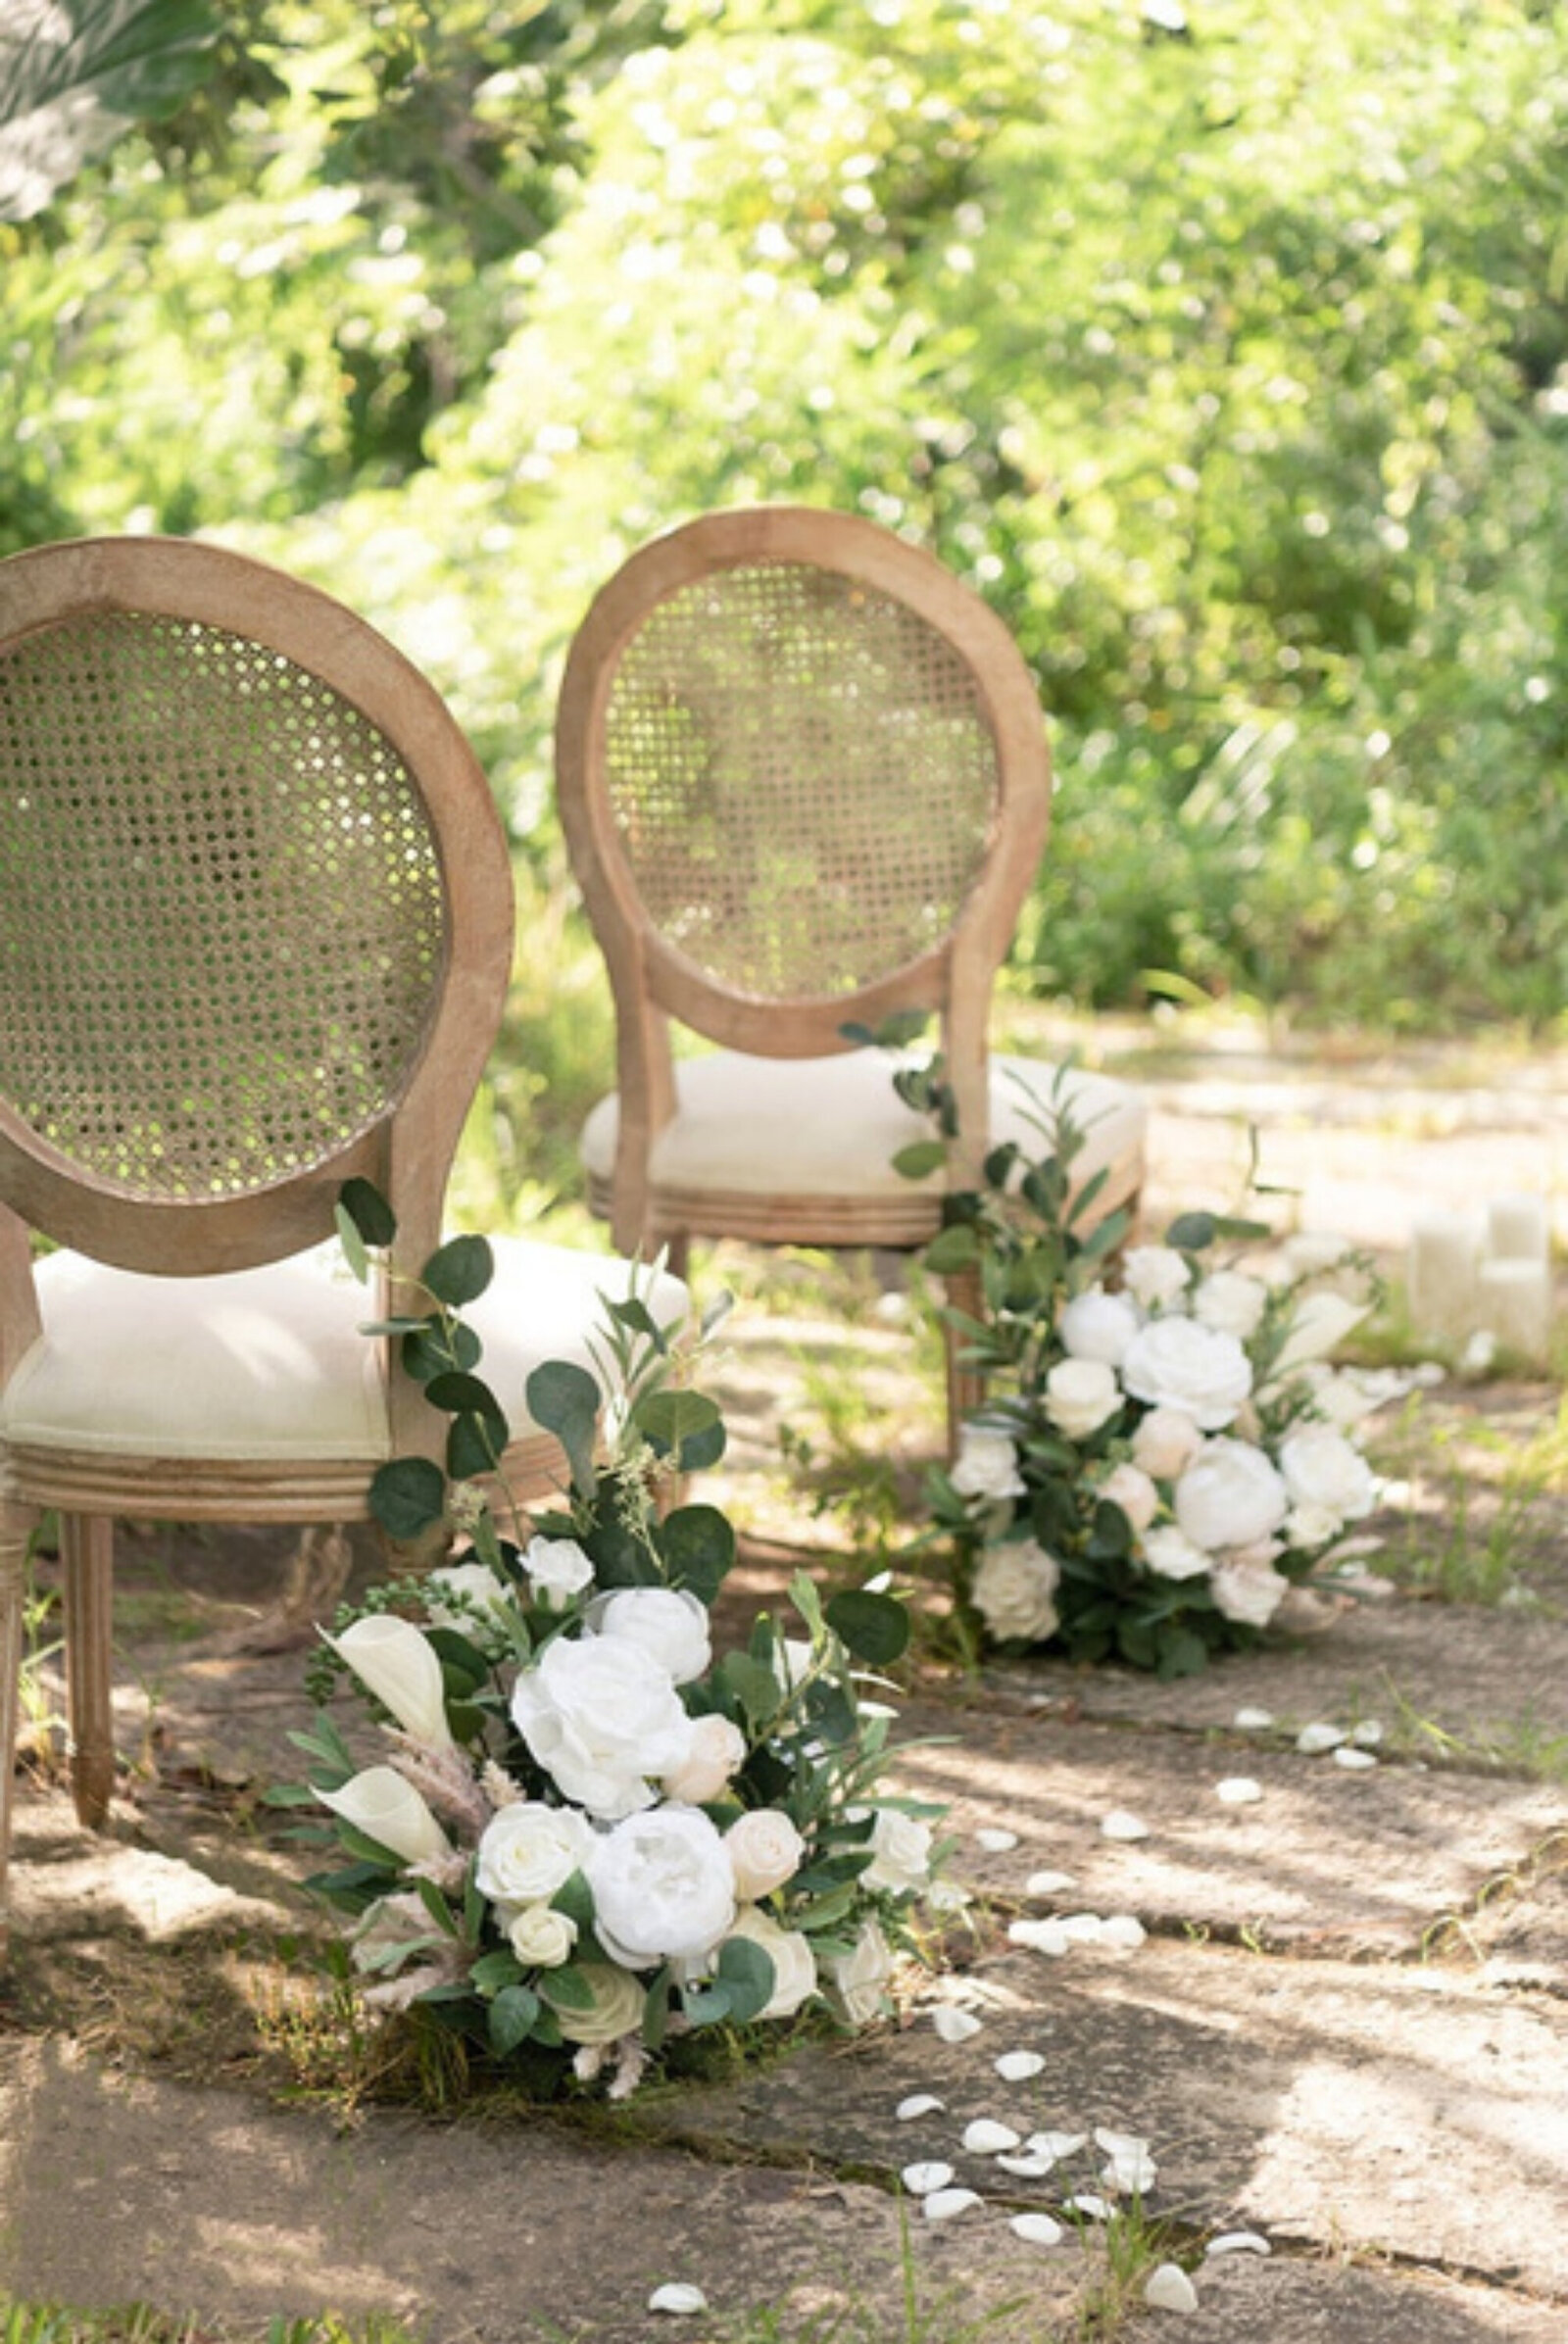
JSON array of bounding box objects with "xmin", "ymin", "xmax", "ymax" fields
[
  {"xmin": 61, "ymin": 1512, "xmax": 116, "ymax": 1830},
  {"xmin": 943, "ymin": 1264, "xmax": 986, "ymax": 1456},
  {"xmin": 0, "ymin": 1494, "xmax": 37, "ymax": 1943}
]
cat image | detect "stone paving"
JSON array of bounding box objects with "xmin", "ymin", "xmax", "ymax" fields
[{"xmin": 2, "ymin": 1021, "xmax": 1567, "ymax": 2342}]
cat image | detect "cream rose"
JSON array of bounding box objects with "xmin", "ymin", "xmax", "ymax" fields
[
  {"xmin": 1193, "ymin": 1270, "xmax": 1269, "ymax": 1342},
  {"xmin": 661, "ymin": 1712, "xmax": 748, "ymax": 1804},
  {"xmin": 1174, "ymin": 1438, "xmax": 1290, "ymax": 1553},
  {"xmin": 1121, "ymin": 1317, "xmax": 1252, "ymax": 1430},
  {"xmin": 547, "ymin": 1961, "xmax": 646, "ymax": 2045},
  {"xmin": 1058, "ymin": 1287, "xmax": 1142, "ymax": 1367},
  {"xmin": 507, "ymin": 1903, "xmax": 579, "ymax": 1969},
  {"xmin": 317, "ymin": 1766, "xmax": 450, "ymax": 1865},
  {"xmin": 511, "ymin": 1635, "xmax": 695, "ymax": 1821},
  {"xmin": 1131, "ymin": 1405, "xmax": 1205, "ymax": 1480},
  {"xmin": 474, "ymin": 1798, "xmax": 596, "ymax": 1907},
  {"xmin": 593, "ymin": 1587, "xmax": 712, "ymax": 1685},
  {"xmin": 722, "ymin": 1906, "xmax": 819, "ymax": 2020},
  {"xmin": 725, "ymin": 1807, "xmax": 806, "ymax": 1900},
  {"xmin": 1209, "ymin": 1556, "xmax": 1289, "ymax": 1628},
  {"xmin": 1121, "ymin": 1245, "xmax": 1193, "ymax": 1309},
  {"xmin": 326, "ymin": 1616, "xmax": 453, "ymax": 1748},
  {"xmin": 587, "ymin": 1804, "xmax": 737, "ymax": 1968},
  {"xmin": 524, "ymin": 1534, "xmax": 595, "ymax": 1606},
  {"xmin": 949, "ymin": 1427, "xmax": 1026, "ymax": 1502},
  {"xmin": 1045, "ymin": 1357, "xmax": 1122, "ymax": 1441},
  {"xmin": 971, "ymin": 1539, "xmax": 1061, "ymax": 1641},
  {"xmin": 1141, "ymin": 1525, "xmax": 1211, "ymax": 1581},
  {"xmin": 1278, "ymin": 1423, "xmax": 1377, "ymax": 1526},
  {"xmin": 862, "ymin": 1808, "xmax": 933, "ymax": 1894},
  {"xmin": 823, "ymin": 1919, "xmax": 893, "ymax": 2026},
  {"xmin": 1098, "ymin": 1461, "xmax": 1159, "ymax": 1533}
]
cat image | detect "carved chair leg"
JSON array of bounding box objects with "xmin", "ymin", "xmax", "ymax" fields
[
  {"xmin": 0, "ymin": 1495, "xmax": 38, "ymax": 1944},
  {"xmin": 61, "ymin": 1512, "xmax": 116, "ymax": 1831}
]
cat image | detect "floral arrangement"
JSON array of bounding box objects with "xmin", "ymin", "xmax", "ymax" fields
[
  {"xmin": 895, "ymin": 1058, "xmax": 1396, "ymax": 1678},
  {"xmin": 288, "ymin": 1185, "xmax": 944, "ymax": 2098}
]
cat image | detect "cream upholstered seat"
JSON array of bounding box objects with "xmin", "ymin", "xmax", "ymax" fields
[
  {"xmin": 0, "ymin": 536, "xmax": 682, "ymax": 1924},
  {"xmin": 556, "ymin": 506, "xmax": 1146, "ymax": 1428}
]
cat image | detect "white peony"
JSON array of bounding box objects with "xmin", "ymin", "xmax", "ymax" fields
[
  {"xmin": 1209, "ymin": 1556, "xmax": 1289, "ymax": 1628},
  {"xmin": 1121, "ymin": 1246, "xmax": 1193, "ymax": 1309},
  {"xmin": 1045, "ymin": 1357, "xmax": 1122, "ymax": 1441},
  {"xmin": 474, "ymin": 1799, "xmax": 596, "ymax": 1907},
  {"xmin": 1174, "ymin": 1438, "xmax": 1290, "ymax": 1552},
  {"xmin": 721, "ymin": 1906, "xmax": 819, "ymax": 2019},
  {"xmin": 587, "ymin": 1804, "xmax": 737, "ymax": 1968},
  {"xmin": 1193, "ymin": 1270, "xmax": 1269, "ymax": 1343},
  {"xmin": 546, "ymin": 1961, "xmax": 646, "ymax": 2046},
  {"xmin": 661, "ymin": 1712, "xmax": 748, "ymax": 1804},
  {"xmin": 507, "ymin": 1903, "xmax": 579, "ymax": 1969},
  {"xmin": 511, "ymin": 1635, "xmax": 695, "ymax": 1821},
  {"xmin": 863, "ymin": 1808, "xmax": 934, "ymax": 1894},
  {"xmin": 1058, "ymin": 1288, "xmax": 1142, "ymax": 1367},
  {"xmin": 1121, "ymin": 1317, "xmax": 1252, "ymax": 1430},
  {"xmin": 1278, "ymin": 1423, "xmax": 1377, "ymax": 1527},
  {"xmin": 971, "ymin": 1539, "xmax": 1061, "ymax": 1641},
  {"xmin": 823, "ymin": 1919, "xmax": 893, "ymax": 2026},
  {"xmin": 1141, "ymin": 1525, "xmax": 1212, "ymax": 1581},
  {"xmin": 593, "ymin": 1587, "xmax": 712, "ymax": 1685},
  {"xmin": 524, "ymin": 1534, "xmax": 595, "ymax": 1606},
  {"xmin": 1130, "ymin": 1405, "xmax": 1205, "ymax": 1480},
  {"xmin": 726, "ymin": 1807, "xmax": 807, "ymax": 1900},
  {"xmin": 949, "ymin": 1427, "xmax": 1026, "ymax": 1502},
  {"xmin": 325, "ymin": 1616, "xmax": 453, "ymax": 1748},
  {"xmin": 317, "ymin": 1766, "xmax": 450, "ymax": 1865},
  {"xmin": 1098, "ymin": 1461, "xmax": 1159, "ymax": 1533}
]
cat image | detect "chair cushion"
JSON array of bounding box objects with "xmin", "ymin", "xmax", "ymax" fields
[
  {"xmin": 1, "ymin": 1240, "xmax": 687, "ymax": 1463},
  {"xmin": 581, "ymin": 1050, "xmax": 1145, "ymax": 1201}
]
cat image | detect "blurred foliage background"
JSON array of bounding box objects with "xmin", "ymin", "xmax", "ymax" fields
[{"xmin": 6, "ymin": 0, "xmax": 1568, "ymax": 1212}]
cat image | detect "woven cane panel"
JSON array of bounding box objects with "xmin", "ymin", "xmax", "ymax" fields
[
  {"xmin": 603, "ymin": 562, "xmax": 1000, "ymax": 1000},
  {"xmin": 0, "ymin": 610, "xmax": 447, "ymax": 1198}
]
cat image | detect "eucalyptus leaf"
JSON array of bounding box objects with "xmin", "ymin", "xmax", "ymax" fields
[
  {"xmin": 488, "ymin": 1983, "xmax": 541, "ymax": 2056},
  {"xmin": 368, "ymin": 1455, "xmax": 448, "ymax": 1540},
  {"xmin": 421, "ymin": 1234, "xmax": 494, "ymax": 1308},
  {"xmin": 824, "ymin": 1587, "xmax": 909, "ymax": 1667}
]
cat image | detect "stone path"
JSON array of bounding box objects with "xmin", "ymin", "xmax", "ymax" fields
[{"xmin": 3, "ymin": 1021, "xmax": 1567, "ymax": 2342}]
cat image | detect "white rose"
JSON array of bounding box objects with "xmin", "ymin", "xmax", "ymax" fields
[
  {"xmin": 474, "ymin": 1799, "xmax": 597, "ymax": 1906},
  {"xmin": 326, "ymin": 1616, "xmax": 453, "ymax": 1748},
  {"xmin": 1045, "ymin": 1357, "xmax": 1122, "ymax": 1441},
  {"xmin": 588, "ymin": 1804, "xmax": 737, "ymax": 1968},
  {"xmin": 592, "ymin": 1587, "xmax": 711, "ymax": 1685},
  {"xmin": 1193, "ymin": 1270, "xmax": 1269, "ymax": 1342},
  {"xmin": 507, "ymin": 1903, "xmax": 579, "ymax": 1969},
  {"xmin": 1141, "ymin": 1525, "xmax": 1211, "ymax": 1581},
  {"xmin": 317, "ymin": 1766, "xmax": 450, "ymax": 1866},
  {"xmin": 662, "ymin": 1712, "xmax": 748, "ymax": 1803},
  {"xmin": 1122, "ymin": 1245, "xmax": 1193, "ymax": 1309},
  {"xmin": 722, "ymin": 1906, "xmax": 819, "ymax": 2020},
  {"xmin": 511, "ymin": 1636, "xmax": 695, "ymax": 1821},
  {"xmin": 1285, "ymin": 1502, "xmax": 1341, "ymax": 1550},
  {"xmin": 1121, "ymin": 1318, "xmax": 1253, "ymax": 1431},
  {"xmin": 1174, "ymin": 1438, "xmax": 1290, "ymax": 1552},
  {"xmin": 1097, "ymin": 1461, "xmax": 1159, "ymax": 1533},
  {"xmin": 971, "ymin": 1539, "xmax": 1061, "ymax": 1642},
  {"xmin": 949, "ymin": 1427, "xmax": 1026, "ymax": 1502},
  {"xmin": 1278, "ymin": 1423, "xmax": 1377, "ymax": 1526},
  {"xmin": 546, "ymin": 1961, "xmax": 646, "ymax": 2045},
  {"xmin": 1209, "ymin": 1557, "xmax": 1289, "ymax": 1628},
  {"xmin": 424, "ymin": 1560, "xmax": 512, "ymax": 1634},
  {"xmin": 524, "ymin": 1534, "xmax": 595, "ymax": 1606},
  {"xmin": 862, "ymin": 1808, "xmax": 933, "ymax": 1895},
  {"xmin": 725, "ymin": 1807, "xmax": 807, "ymax": 1900},
  {"xmin": 1058, "ymin": 1288, "xmax": 1142, "ymax": 1367},
  {"xmin": 1130, "ymin": 1406, "xmax": 1205, "ymax": 1480},
  {"xmin": 822, "ymin": 1919, "xmax": 893, "ymax": 2027}
]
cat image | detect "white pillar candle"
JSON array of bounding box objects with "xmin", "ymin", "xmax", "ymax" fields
[
  {"xmin": 1486, "ymin": 1193, "xmax": 1549, "ymax": 1264},
  {"xmin": 1474, "ymin": 1257, "xmax": 1552, "ymax": 1362},
  {"xmin": 1406, "ymin": 1211, "xmax": 1481, "ymax": 1341}
]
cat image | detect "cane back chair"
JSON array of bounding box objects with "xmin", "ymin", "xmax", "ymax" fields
[
  {"xmin": 555, "ymin": 507, "xmax": 1146, "ymax": 1430},
  {"xmin": 0, "ymin": 536, "xmax": 680, "ymax": 1921}
]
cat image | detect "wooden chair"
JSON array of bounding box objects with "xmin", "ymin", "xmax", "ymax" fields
[
  {"xmin": 555, "ymin": 506, "xmax": 1146, "ymax": 1430},
  {"xmin": 0, "ymin": 536, "xmax": 681, "ymax": 1925}
]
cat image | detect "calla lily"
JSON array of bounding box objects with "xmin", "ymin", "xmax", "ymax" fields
[
  {"xmin": 317, "ymin": 1765, "xmax": 451, "ymax": 1865},
  {"xmin": 326, "ymin": 1615, "xmax": 453, "ymax": 1748},
  {"xmin": 1263, "ymin": 1291, "xmax": 1370, "ymax": 1383}
]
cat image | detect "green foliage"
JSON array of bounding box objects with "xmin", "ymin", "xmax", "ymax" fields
[{"xmin": 0, "ymin": 0, "xmax": 223, "ymax": 224}]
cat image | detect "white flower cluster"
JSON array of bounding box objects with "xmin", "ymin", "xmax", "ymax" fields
[{"xmin": 952, "ymin": 1240, "xmax": 1387, "ymax": 1647}]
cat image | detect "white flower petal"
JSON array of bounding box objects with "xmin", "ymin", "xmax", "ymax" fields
[
  {"xmin": 1204, "ymin": 2230, "xmax": 1272, "ymax": 2259},
  {"xmin": 1094, "ymin": 2127, "xmax": 1150, "ymax": 2156},
  {"xmin": 897, "ymin": 2093, "xmax": 947, "ymax": 2122},
  {"xmin": 1296, "ymin": 1722, "xmax": 1346, "ymax": 1755},
  {"xmin": 976, "ymin": 1827, "xmax": 1021, "ymax": 1853},
  {"xmin": 932, "ymin": 2007, "xmax": 985, "ymax": 2043},
  {"xmin": 902, "ymin": 2161, "xmax": 955, "ymax": 2196},
  {"xmin": 996, "ymin": 2151, "xmax": 1056, "ymax": 2178},
  {"xmin": 963, "ymin": 2118, "xmax": 1022, "ymax": 2155},
  {"xmin": 1063, "ymin": 2193, "xmax": 1111, "ymax": 2221},
  {"xmin": 1059, "ymin": 1912, "xmax": 1107, "ymax": 1943},
  {"xmin": 1215, "ymin": 1777, "xmax": 1263, "ymax": 1806},
  {"xmin": 1102, "ymin": 2152, "xmax": 1159, "ymax": 2194},
  {"xmin": 1101, "ymin": 1810, "xmax": 1151, "ymax": 1841},
  {"xmin": 923, "ymin": 2187, "xmax": 983, "ymax": 2223},
  {"xmin": 1008, "ymin": 1919, "xmax": 1070, "ymax": 1956},
  {"xmin": 1101, "ymin": 1914, "xmax": 1148, "ymax": 1950},
  {"xmin": 994, "ymin": 2050, "xmax": 1046, "ymax": 2082},
  {"xmin": 1024, "ymin": 1869, "xmax": 1077, "ymax": 1897},
  {"xmin": 1144, "ymin": 2263, "xmax": 1200, "ymax": 2314},
  {"xmin": 649, "ymin": 2283, "xmax": 709, "ymax": 2316},
  {"xmin": 1234, "ymin": 1706, "xmax": 1275, "ymax": 1731},
  {"xmin": 1350, "ymin": 1720, "xmax": 1385, "ymax": 1746},
  {"xmin": 1010, "ymin": 2212, "xmax": 1065, "ymax": 2247},
  {"xmin": 1030, "ymin": 2129, "xmax": 1087, "ymax": 2160},
  {"xmin": 1333, "ymin": 1745, "xmax": 1378, "ymax": 1771}
]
